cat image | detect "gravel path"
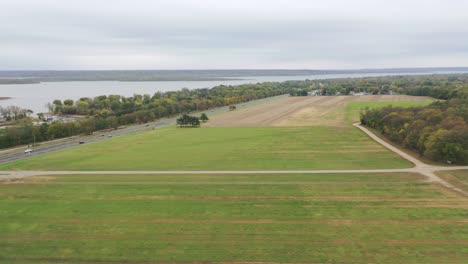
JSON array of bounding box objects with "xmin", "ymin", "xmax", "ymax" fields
[{"xmin": 354, "ymin": 123, "xmax": 468, "ymax": 197}]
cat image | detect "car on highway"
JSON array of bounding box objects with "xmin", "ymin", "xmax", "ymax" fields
[
  {"xmin": 24, "ymin": 149, "xmax": 33, "ymax": 154},
  {"xmin": 78, "ymin": 141, "xmax": 85, "ymax": 144},
  {"xmin": 108, "ymin": 135, "xmax": 113, "ymax": 138}
]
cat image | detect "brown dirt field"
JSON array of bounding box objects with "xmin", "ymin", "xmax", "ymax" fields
[{"xmin": 206, "ymin": 95, "xmax": 432, "ymax": 127}]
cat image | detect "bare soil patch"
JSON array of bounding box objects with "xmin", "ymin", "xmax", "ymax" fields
[{"xmin": 206, "ymin": 95, "xmax": 431, "ymax": 127}]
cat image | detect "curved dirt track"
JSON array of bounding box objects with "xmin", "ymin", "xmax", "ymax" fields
[{"xmin": 353, "ymin": 123, "xmax": 468, "ymax": 197}]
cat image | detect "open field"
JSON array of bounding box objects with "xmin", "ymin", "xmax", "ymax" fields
[
  {"xmin": 0, "ymin": 125, "xmax": 412, "ymax": 171},
  {"xmin": 0, "ymin": 94, "xmax": 465, "ymax": 263},
  {"xmin": 206, "ymin": 95, "xmax": 433, "ymax": 127},
  {"xmin": 1, "ymin": 173, "xmax": 467, "ymax": 263},
  {"xmin": 0, "ymin": 95, "xmax": 434, "ymax": 171}
]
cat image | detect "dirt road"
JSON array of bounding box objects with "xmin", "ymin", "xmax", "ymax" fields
[{"xmin": 353, "ymin": 123, "xmax": 468, "ymax": 196}]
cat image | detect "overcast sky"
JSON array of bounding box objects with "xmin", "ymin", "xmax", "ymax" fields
[{"xmin": 1, "ymin": 0, "xmax": 468, "ymax": 70}]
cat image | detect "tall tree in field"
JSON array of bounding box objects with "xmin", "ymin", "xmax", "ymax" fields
[{"xmin": 200, "ymin": 113, "xmax": 209, "ymax": 122}]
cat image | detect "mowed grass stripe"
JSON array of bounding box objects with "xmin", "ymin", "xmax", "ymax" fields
[
  {"xmin": 1, "ymin": 173, "xmax": 467, "ymax": 263},
  {"xmin": 0, "ymin": 126, "xmax": 411, "ymax": 171}
]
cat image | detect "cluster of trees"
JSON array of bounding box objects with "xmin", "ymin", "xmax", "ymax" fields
[
  {"xmin": 176, "ymin": 114, "xmax": 201, "ymax": 127},
  {"xmin": 0, "ymin": 106, "xmax": 33, "ymax": 121},
  {"xmin": 200, "ymin": 113, "xmax": 209, "ymax": 122},
  {"xmin": 289, "ymin": 90, "xmax": 308, "ymax": 96},
  {"xmin": 360, "ymin": 99, "xmax": 468, "ymax": 164}
]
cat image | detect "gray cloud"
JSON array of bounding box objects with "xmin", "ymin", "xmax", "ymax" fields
[{"xmin": 1, "ymin": 0, "xmax": 468, "ymax": 69}]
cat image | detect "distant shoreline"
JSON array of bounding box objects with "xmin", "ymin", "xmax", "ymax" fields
[
  {"xmin": 1, "ymin": 67, "xmax": 468, "ymax": 85},
  {"xmin": 0, "ymin": 97, "xmax": 12, "ymax": 100},
  {"xmin": 0, "ymin": 77, "xmax": 245, "ymax": 85}
]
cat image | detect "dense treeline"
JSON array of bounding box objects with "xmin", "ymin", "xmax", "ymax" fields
[
  {"xmin": 0, "ymin": 106, "xmax": 33, "ymax": 121},
  {"xmin": 317, "ymin": 74, "xmax": 468, "ymax": 99},
  {"xmin": 360, "ymin": 99, "xmax": 468, "ymax": 164},
  {"xmin": 289, "ymin": 90, "xmax": 309, "ymax": 96},
  {"xmin": 1, "ymin": 74, "xmax": 468, "ymax": 149}
]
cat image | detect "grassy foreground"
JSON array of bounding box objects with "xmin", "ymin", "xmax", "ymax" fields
[
  {"xmin": 1, "ymin": 173, "xmax": 467, "ymax": 263},
  {"xmin": 0, "ymin": 126, "xmax": 411, "ymax": 171}
]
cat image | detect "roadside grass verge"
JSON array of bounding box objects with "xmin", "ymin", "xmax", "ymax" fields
[{"xmin": 1, "ymin": 173, "xmax": 467, "ymax": 263}]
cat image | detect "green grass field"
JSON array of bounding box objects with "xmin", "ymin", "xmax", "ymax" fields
[
  {"xmin": 1, "ymin": 97, "xmax": 466, "ymax": 263},
  {"xmin": 0, "ymin": 99, "xmax": 432, "ymax": 171},
  {"xmin": 0, "ymin": 125, "xmax": 411, "ymax": 171},
  {"xmin": 1, "ymin": 173, "xmax": 467, "ymax": 263}
]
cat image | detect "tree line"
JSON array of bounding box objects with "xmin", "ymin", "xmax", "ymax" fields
[
  {"xmin": 360, "ymin": 98, "xmax": 468, "ymax": 164},
  {"xmin": 0, "ymin": 106, "xmax": 33, "ymax": 121}
]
